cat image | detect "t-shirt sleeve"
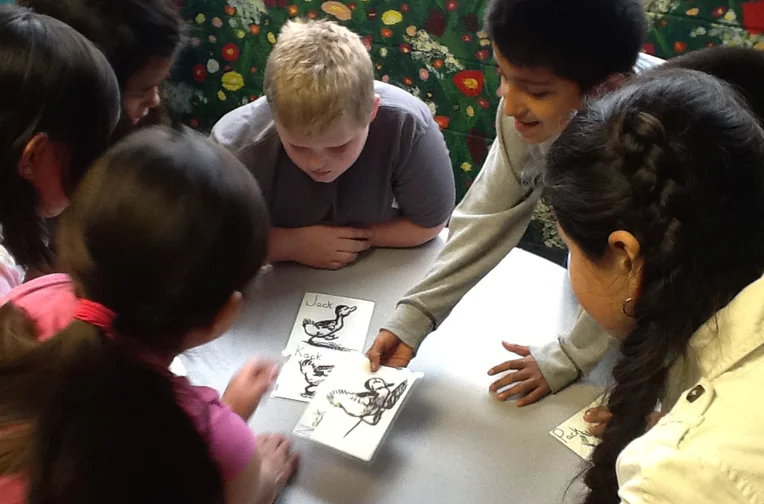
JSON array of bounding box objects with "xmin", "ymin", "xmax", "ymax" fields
[
  {"xmin": 179, "ymin": 383, "xmax": 256, "ymax": 483},
  {"xmin": 392, "ymin": 120, "xmax": 456, "ymax": 229}
]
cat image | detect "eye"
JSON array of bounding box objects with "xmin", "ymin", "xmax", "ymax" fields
[
  {"xmin": 528, "ymin": 90, "xmax": 551, "ymax": 99},
  {"xmin": 290, "ymin": 145, "xmax": 308, "ymax": 152},
  {"xmin": 329, "ymin": 142, "xmax": 350, "ymax": 153}
]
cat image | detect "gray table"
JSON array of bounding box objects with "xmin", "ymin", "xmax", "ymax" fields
[{"xmin": 180, "ymin": 236, "xmax": 615, "ymax": 504}]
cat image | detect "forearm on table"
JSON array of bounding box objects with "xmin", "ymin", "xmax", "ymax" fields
[
  {"xmin": 267, "ymin": 227, "xmax": 298, "ymax": 263},
  {"xmin": 369, "ymin": 218, "xmax": 446, "ymax": 248}
]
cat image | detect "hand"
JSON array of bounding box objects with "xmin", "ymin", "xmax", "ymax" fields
[
  {"xmin": 222, "ymin": 357, "xmax": 279, "ymax": 420},
  {"xmin": 366, "ymin": 330, "xmax": 414, "ymax": 372},
  {"xmin": 487, "ymin": 342, "xmax": 551, "ymax": 407},
  {"xmin": 284, "ymin": 225, "xmax": 373, "ymax": 270},
  {"xmin": 253, "ymin": 434, "xmax": 299, "ymax": 504},
  {"xmin": 584, "ymin": 405, "xmax": 663, "ymax": 438}
]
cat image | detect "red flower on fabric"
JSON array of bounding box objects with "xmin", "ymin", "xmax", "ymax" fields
[
  {"xmin": 400, "ymin": 3, "xmax": 409, "ymax": 12},
  {"xmin": 308, "ymin": 10, "xmax": 318, "ymax": 18},
  {"xmin": 381, "ymin": 28, "xmax": 393, "ymax": 38},
  {"xmin": 475, "ymin": 49, "xmax": 489, "ymax": 61},
  {"xmin": 224, "ymin": 5, "xmax": 236, "ymax": 15},
  {"xmin": 424, "ymin": 8, "xmax": 446, "ymax": 36},
  {"xmin": 477, "ymin": 97, "xmax": 489, "ymax": 109},
  {"xmin": 445, "ymin": 0, "xmax": 457, "ymax": 11},
  {"xmin": 453, "ymin": 70, "xmax": 484, "ymax": 97},
  {"xmin": 368, "ymin": 8, "xmax": 378, "ymax": 20},
  {"xmin": 362, "ymin": 35, "xmax": 373, "ymax": 50},
  {"xmin": 641, "ymin": 42, "xmax": 655, "ymax": 55},
  {"xmin": 222, "ymin": 43, "xmax": 239, "ymax": 62},
  {"xmin": 399, "ymin": 43, "xmax": 412, "ymax": 53},
  {"xmin": 192, "ymin": 63, "xmax": 206, "ymax": 82},
  {"xmin": 461, "ymin": 34, "xmax": 472, "ymax": 42},
  {"xmin": 249, "ymin": 24, "xmax": 260, "ymax": 35},
  {"xmin": 434, "ymin": 116, "xmax": 450, "ymax": 130},
  {"xmin": 673, "ymin": 41, "xmax": 687, "ymax": 53},
  {"xmin": 189, "ymin": 118, "xmax": 199, "ymax": 128},
  {"xmin": 433, "ymin": 59, "xmax": 444, "ymax": 69},
  {"xmin": 287, "ymin": 5, "xmax": 298, "ymax": 16},
  {"xmin": 403, "ymin": 76, "xmax": 413, "ymax": 86},
  {"xmin": 743, "ymin": 1, "xmax": 764, "ymax": 34},
  {"xmin": 712, "ymin": 6, "xmax": 726, "ymax": 17}
]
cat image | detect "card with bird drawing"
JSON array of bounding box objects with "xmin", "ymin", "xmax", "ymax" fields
[
  {"xmin": 282, "ymin": 292, "xmax": 375, "ymax": 356},
  {"xmin": 293, "ymin": 352, "xmax": 422, "ymax": 462},
  {"xmin": 271, "ymin": 345, "xmax": 350, "ymax": 403}
]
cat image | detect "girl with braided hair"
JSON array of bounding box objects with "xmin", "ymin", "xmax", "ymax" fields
[{"xmin": 544, "ymin": 68, "xmax": 764, "ymax": 502}]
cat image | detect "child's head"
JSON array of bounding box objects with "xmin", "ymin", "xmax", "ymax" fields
[
  {"xmin": 264, "ymin": 20, "xmax": 376, "ymax": 183},
  {"xmin": 58, "ymin": 127, "xmax": 269, "ymax": 349},
  {"xmin": 661, "ymin": 46, "xmax": 764, "ymax": 125},
  {"xmin": 484, "ymin": 0, "xmax": 646, "ymax": 144},
  {"xmin": 0, "ymin": 127, "xmax": 269, "ymax": 503},
  {"xmin": 543, "ymin": 70, "xmax": 764, "ymax": 502},
  {"xmin": 0, "ymin": 4, "xmax": 120, "ymax": 270},
  {"xmin": 20, "ymin": 0, "xmax": 183, "ymax": 125}
]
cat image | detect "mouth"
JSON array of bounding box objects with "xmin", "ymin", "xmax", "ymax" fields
[
  {"xmin": 515, "ymin": 118, "xmax": 541, "ymax": 130},
  {"xmin": 312, "ymin": 169, "xmax": 332, "ymax": 177}
]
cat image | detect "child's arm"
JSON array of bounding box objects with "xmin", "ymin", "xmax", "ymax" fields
[
  {"xmin": 221, "ymin": 358, "xmax": 279, "ymax": 420},
  {"xmin": 267, "ymin": 225, "xmax": 372, "ymax": 270},
  {"xmin": 368, "ymin": 218, "xmax": 446, "ymax": 248},
  {"xmin": 224, "ymin": 435, "xmax": 298, "ymax": 504},
  {"xmin": 368, "ymin": 106, "xmax": 540, "ymax": 369}
]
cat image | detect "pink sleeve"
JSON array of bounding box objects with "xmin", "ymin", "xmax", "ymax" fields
[{"xmin": 173, "ymin": 380, "xmax": 256, "ymax": 482}]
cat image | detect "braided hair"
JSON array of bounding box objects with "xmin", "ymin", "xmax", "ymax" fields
[{"xmin": 543, "ymin": 68, "xmax": 764, "ymax": 503}]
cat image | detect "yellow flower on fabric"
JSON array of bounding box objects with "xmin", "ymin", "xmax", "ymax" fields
[
  {"xmin": 754, "ymin": 41, "xmax": 764, "ymax": 50},
  {"xmin": 723, "ymin": 10, "xmax": 736, "ymax": 22},
  {"xmin": 477, "ymin": 31, "xmax": 488, "ymax": 39},
  {"xmin": 222, "ymin": 71, "xmax": 244, "ymax": 91},
  {"xmin": 685, "ymin": 8, "xmax": 699, "ymax": 16},
  {"xmin": 195, "ymin": 13, "xmax": 206, "ymax": 24},
  {"xmin": 217, "ymin": 90, "xmax": 227, "ymax": 101},
  {"xmin": 406, "ymin": 25, "xmax": 417, "ymax": 36},
  {"xmin": 267, "ymin": 32, "xmax": 277, "ymax": 44},
  {"xmin": 379, "ymin": 47, "xmax": 388, "ymax": 57},
  {"xmin": 461, "ymin": 162, "xmax": 472, "ymax": 172},
  {"xmin": 466, "ymin": 106, "xmax": 474, "ymax": 117},
  {"xmin": 235, "ymin": 29, "xmax": 246, "ymax": 39},
  {"xmin": 382, "ymin": 10, "xmax": 403, "ymax": 25},
  {"xmin": 321, "ymin": 1, "xmax": 352, "ymax": 21},
  {"xmin": 480, "ymin": 38, "xmax": 491, "ymax": 46}
]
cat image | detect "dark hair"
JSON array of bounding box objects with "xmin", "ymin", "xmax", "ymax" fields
[
  {"xmin": 19, "ymin": 0, "xmax": 183, "ymax": 89},
  {"xmin": 484, "ymin": 0, "xmax": 646, "ymax": 91},
  {"xmin": 543, "ymin": 69, "xmax": 764, "ymax": 503},
  {"xmin": 662, "ymin": 46, "xmax": 764, "ymax": 125},
  {"xmin": 0, "ymin": 127, "xmax": 270, "ymax": 503},
  {"xmin": 0, "ymin": 4, "xmax": 120, "ymax": 271}
]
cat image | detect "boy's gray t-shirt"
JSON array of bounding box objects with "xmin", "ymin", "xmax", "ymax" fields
[{"xmin": 211, "ymin": 81, "xmax": 455, "ymax": 229}]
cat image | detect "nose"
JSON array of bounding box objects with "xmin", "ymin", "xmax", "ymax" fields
[
  {"xmin": 146, "ymin": 87, "xmax": 161, "ymax": 109},
  {"xmin": 309, "ymin": 156, "xmax": 324, "ymax": 170},
  {"xmin": 501, "ymin": 83, "xmax": 526, "ymax": 118}
]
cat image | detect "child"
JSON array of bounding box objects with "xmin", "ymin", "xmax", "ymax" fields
[
  {"xmin": 20, "ymin": 0, "xmax": 183, "ymax": 130},
  {"xmin": 367, "ymin": 0, "xmax": 651, "ymax": 403},
  {"xmin": 544, "ymin": 69, "xmax": 764, "ymax": 502},
  {"xmin": 0, "ymin": 5, "xmax": 120, "ymax": 294},
  {"xmin": 0, "ymin": 128, "xmax": 297, "ymax": 504},
  {"xmin": 212, "ymin": 20, "xmax": 456, "ymax": 270},
  {"xmin": 581, "ymin": 46, "xmax": 764, "ymax": 435}
]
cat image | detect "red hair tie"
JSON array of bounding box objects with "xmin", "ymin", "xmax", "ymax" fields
[{"xmin": 73, "ymin": 299, "xmax": 115, "ymax": 331}]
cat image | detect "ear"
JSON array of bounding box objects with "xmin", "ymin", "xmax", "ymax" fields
[
  {"xmin": 607, "ymin": 230, "xmax": 643, "ymax": 293},
  {"xmin": 368, "ymin": 95, "xmax": 381, "ymax": 122},
  {"xmin": 588, "ymin": 73, "xmax": 627, "ymax": 100},
  {"xmin": 209, "ymin": 291, "xmax": 243, "ymax": 337},
  {"xmin": 17, "ymin": 133, "xmax": 50, "ymax": 182}
]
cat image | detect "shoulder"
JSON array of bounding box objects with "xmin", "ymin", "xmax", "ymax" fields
[
  {"xmin": 0, "ymin": 273, "xmax": 76, "ymax": 342},
  {"xmin": 211, "ymin": 97, "xmax": 280, "ymax": 156},
  {"xmin": 618, "ymin": 374, "xmax": 764, "ymax": 502},
  {"xmin": 172, "ymin": 377, "xmax": 256, "ymax": 482},
  {"xmin": 373, "ymin": 81, "xmax": 436, "ymax": 135}
]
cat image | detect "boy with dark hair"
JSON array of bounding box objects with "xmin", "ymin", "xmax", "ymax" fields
[{"xmin": 368, "ymin": 0, "xmax": 657, "ymax": 405}]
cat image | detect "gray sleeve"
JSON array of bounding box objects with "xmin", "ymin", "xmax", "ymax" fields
[
  {"xmin": 529, "ymin": 309, "xmax": 617, "ymax": 393},
  {"xmin": 392, "ymin": 121, "xmax": 456, "ymax": 228},
  {"xmin": 382, "ymin": 107, "xmax": 539, "ymax": 350}
]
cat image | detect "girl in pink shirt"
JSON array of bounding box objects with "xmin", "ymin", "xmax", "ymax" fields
[
  {"xmin": 0, "ymin": 5, "xmax": 120, "ymax": 294},
  {"xmin": 0, "ymin": 127, "xmax": 297, "ymax": 504}
]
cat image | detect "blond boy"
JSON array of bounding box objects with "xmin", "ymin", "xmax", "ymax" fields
[{"xmin": 212, "ymin": 21, "xmax": 455, "ymax": 270}]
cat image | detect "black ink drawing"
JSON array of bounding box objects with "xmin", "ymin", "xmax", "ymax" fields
[
  {"xmin": 298, "ymin": 356, "xmax": 335, "ymax": 398},
  {"xmin": 327, "ymin": 377, "xmax": 408, "ymax": 438},
  {"xmin": 294, "ymin": 408, "xmax": 326, "ymax": 437},
  {"xmin": 302, "ymin": 305, "xmax": 357, "ymax": 350}
]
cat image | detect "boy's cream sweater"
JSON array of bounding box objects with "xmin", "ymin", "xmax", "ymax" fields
[{"xmin": 383, "ymin": 54, "xmax": 662, "ymax": 392}]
